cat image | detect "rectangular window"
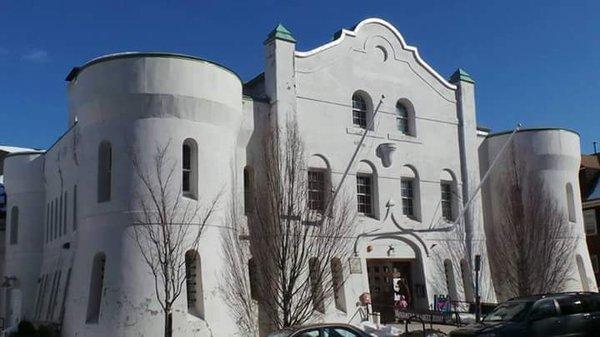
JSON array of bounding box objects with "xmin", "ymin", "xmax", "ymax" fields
[
  {"xmin": 356, "ymin": 175, "xmax": 373, "ymax": 216},
  {"xmin": 352, "ymin": 97, "xmax": 367, "ymax": 129},
  {"xmin": 46, "ymin": 203, "xmax": 50, "ymax": 243},
  {"xmin": 59, "ymin": 194, "xmax": 63, "ymax": 237},
  {"xmin": 73, "ymin": 185, "xmax": 78, "ymax": 231},
  {"xmin": 401, "ymin": 179, "xmax": 414, "ymax": 218},
  {"xmin": 63, "ymin": 191, "xmax": 68, "ymax": 235},
  {"xmin": 308, "ymin": 170, "xmax": 326, "ymax": 212},
  {"xmin": 584, "ymin": 209, "xmax": 597, "ymax": 235},
  {"xmin": 441, "ymin": 182, "xmax": 453, "ymax": 221},
  {"xmin": 591, "ymin": 254, "xmax": 599, "ymax": 274}
]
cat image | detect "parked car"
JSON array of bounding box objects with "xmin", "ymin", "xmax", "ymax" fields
[
  {"xmin": 449, "ymin": 292, "xmax": 600, "ymax": 336},
  {"xmin": 268, "ymin": 323, "xmax": 373, "ymax": 337}
]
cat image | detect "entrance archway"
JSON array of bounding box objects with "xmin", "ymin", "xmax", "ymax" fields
[{"xmin": 363, "ymin": 236, "xmax": 426, "ymax": 323}]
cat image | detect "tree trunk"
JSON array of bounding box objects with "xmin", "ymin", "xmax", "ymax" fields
[{"xmin": 165, "ymin": 308, "xmax": 173, "ymax": 337}]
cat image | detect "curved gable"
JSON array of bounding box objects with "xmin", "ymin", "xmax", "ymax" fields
[{"xmin": 295, "ymin": 18, "xmax": 456, "ymax": 92}]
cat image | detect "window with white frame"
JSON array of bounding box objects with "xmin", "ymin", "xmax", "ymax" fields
[
  {"xmin": 396, "ymin": 102, "xmax": 410, "ymax": 134},
  {"xmin": 584, "ymin": 209, "xmax": 597, "ymax": 235},
  {"xmin": 441, "ymin": 181, "xmax": 454, "ymax": 221},
  {"xmin": 401, "ymin": 179, "xmax": 415, "ymax": 218},
  {"xmin": 308, "ymin": 170, "xmax": 326, "ymax": 212},
  {"xmin": 356, "ymin": 174, "xmax": 373, "ymax": 216},
  {"xmin": 352, "ymin": 94, "xmax": 368, "ymax": 129}
]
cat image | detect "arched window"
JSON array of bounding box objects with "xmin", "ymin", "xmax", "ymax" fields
[
  {"xmin": 308, "ymin": 155, "xmax": 331, "ymax": 213},
  {"xmin": 396, "ymin": 102, "xmax": 409, "ymax": 134},
  {"xmin": 400, "ymin": 165, "xmax": 420, "ymax": 221},
  {"xmin": 185, "ymin": 250, "xmax": 204, "ymax": 318},
  {"xmin": 460, "ymin": 259, "xmax": 474, "ymax": 302},
  {"xmin": 9, "ymin": 206, "xmax": 18, "ymax": 245},
  {"xmin": 356, "ymin": 161, "xmax": 377, "ymax": 218},
  {"xmin": 440, "ymin": 170, "xmax": 458, "ymax": 222},
  {"xmin": 352, "ymin": 93, "xmax": 369, "ymax": 129},
  {"xmin": 576, "ymin": 255, "xmax": 590, "ymax": 291},
  {"xmin": 182, "ymin": 139, "xmax": 198, "ymax": 199},
  {"xmin": 86, "ymin": 252, "xmax": 106, "ymax": 323},
  {"xmin": 566, "ymin": 183, "xmax": 576, "ymax": 222},
  {"xmin": 97, "ymin": 141, "xmax": 112, "ymax": 202},
  {"xmin": 244, "ymin": 166, "xmax": 254, "ymax": 214},
  {"xmin": 331, "ymin": 258, "xmax": 346, "ymax": 312},
  {"xmin": 309, "ymin": 257, "xmax": 325, "ymax": 313},
  {"xmin": 444, "ymin": 259, "xmax": 458, "ymax": 300}
]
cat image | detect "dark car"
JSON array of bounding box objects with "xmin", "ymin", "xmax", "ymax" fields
[
  {"xmin": 450, "ymin": 292, "xmax": 600, "ymax": 337},
  {"xmin": 267, "ymin": 323, "xmax": 373, "ymax": 337}
]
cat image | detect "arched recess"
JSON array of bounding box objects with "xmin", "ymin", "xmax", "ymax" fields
[
  {"xmin": 367, "ymin": 235, "xmax": 429, "ymax": 309},
  {"xmin": 576, "ymin": 254, "xmax": 590, "ymax": 291},
  {"xmin": 309, "ymin": 257, "xmax": 325, "ymax": 313},
  {"xmin": 86, "ymin": 252, "xmax": 106, "ymax": 323},
  {"xmin": 308, "ymin": 155, "xmax": 332, "ymax": 212},
  {"xmin": 396, "ymin": 99, "xmax": 416, "ymax": 136},
  {"xmin": 460, "ymin": 259, "xmax": 475, "ymax": 302},
  {"xmin": 244, "ymin": 166, "xmax": 254, "ymax": 214},
  {"xmin": 9, "ymin": 206, "xmax": 19, "ymax": 245},
  {"xmin": 182, "ymin": 138, "xmax": 198, "ymax": 199},
  {"xmin": 444, "ymin": 259, "xmax": 459, "ymax": 300},
  {"xmin": 185, "ymin": 250, "xmax": 205, "ymax": 318},
  {"xmin": 330, "ymin": 258, "xmax": 346, "ymax": 313},
  {"xmin": 351, "ymin": 91, "xmax": 374, "ymax": 130},
  {"xmin": 566, "ymin": 183, "xmax": 576, "ymax": 222},
  {"xmin": 440, "ymin": 169, "xmax": 458, "ymax": 222},
  {"xmin": 97, "ymin": 141, "xmax": 112, "ymax": 202},
  {"xmin": 400, "ymin": 165, "xmax": 421, "ymax": 221},
  {"xmin": 356, "ymin": 160, "xmax": 378, "ymax": 218}
]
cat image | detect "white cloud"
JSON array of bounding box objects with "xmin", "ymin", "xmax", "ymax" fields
[{"xmin": 22, "ymin": 49, "xmax": 49, "ymax": 63}]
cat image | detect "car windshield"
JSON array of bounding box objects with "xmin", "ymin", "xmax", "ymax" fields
[{"xmin": 484, "ymin": 301, "xmax": 532, "ymax": 322}]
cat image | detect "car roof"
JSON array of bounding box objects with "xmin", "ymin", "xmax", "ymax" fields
[
  {"xmin": 287, "ymin": 323, "xmax": 362, "ymax": 332},
  {"xmin": 507, "ymin": 292, "xmax": 600, "ymax": 302}
]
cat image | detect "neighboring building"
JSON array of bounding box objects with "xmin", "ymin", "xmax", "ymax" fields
[
  {"xmin": 581, "ymin": 153, "xmax": 600, "ymax": 284},
  {"xmin": 2, "ymin": 18, "xmax": 596, "ymax": 337}
]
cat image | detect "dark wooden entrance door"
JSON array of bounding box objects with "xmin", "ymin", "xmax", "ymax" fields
[{"xmin": 366, "ymin": 259, "xmax": 413, "ymax": 323}]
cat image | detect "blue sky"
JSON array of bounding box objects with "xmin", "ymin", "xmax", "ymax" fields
[{"xmin": 1, "ymin": 0, "xmax": 598, "ymax": 153}]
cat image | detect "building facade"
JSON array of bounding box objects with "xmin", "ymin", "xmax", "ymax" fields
[
  {"xmin": 2, "ymin": 18, "xmax": 596, "ymax": 336},
  {"xmin": 581, "ymin": 154, "xmax": 600, "ymax": 284}
]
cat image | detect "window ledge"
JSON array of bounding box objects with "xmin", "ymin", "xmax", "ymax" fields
[
  {"xmin": 387, "ymin": 132, "xmax": 421, "ymax": 144},
  {"xmin": 346, "ymin": 127, "xmax": 384, "ymax": 139}
]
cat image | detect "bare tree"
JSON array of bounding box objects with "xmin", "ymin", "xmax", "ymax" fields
[
  {"xmin": 222, "ymin": 119, "xmax": 356, "ymax": 335},
  {"xmin": 130, "ymin": 141, "xmax": 219, "ymax": 337},
  {"xmin": 487, "ymin": 150, "xmax": 575, "ymax": 300}
]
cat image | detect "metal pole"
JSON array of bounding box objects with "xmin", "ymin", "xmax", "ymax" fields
[
  {"xmin": 322, "ymin": 95, "xmax": 385, "ymax": 220},
  {"xmin": 474, "ymin": 255, "xmax": 481, "ymax": 323},
  {"xmin": 450, "ymin": 124, "xmax": 522, "ymax": 229}
]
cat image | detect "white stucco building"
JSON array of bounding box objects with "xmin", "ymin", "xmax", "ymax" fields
[{"xmin": 1, "ymin": 18, "xmax": 596, "ymax": 336}]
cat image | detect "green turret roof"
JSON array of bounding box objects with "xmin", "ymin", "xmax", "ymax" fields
[
  {"xmin": 449, "ymin": 68, "xmax": 475, "ymax": 84},
  {"xmin": 264, "ymin": 23, "xmax": 296, "ymax": 44}
]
